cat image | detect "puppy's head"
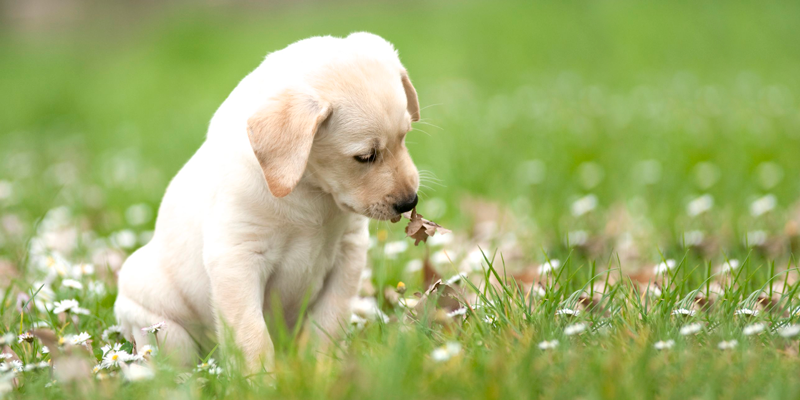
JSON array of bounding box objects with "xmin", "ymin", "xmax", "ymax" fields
[{"xmin": 247, "ymin": 34, "xmax": 420, "ymax": 220}]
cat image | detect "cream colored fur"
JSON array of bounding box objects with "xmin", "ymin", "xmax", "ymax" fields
[{"xmin": 114, "ymin": 32, "xmax": 420, "ymax": 372}]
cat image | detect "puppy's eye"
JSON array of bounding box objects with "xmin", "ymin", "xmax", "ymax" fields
[{"xmin": 354, "ymin": 151, "xmax": 377, "ymax": 164}]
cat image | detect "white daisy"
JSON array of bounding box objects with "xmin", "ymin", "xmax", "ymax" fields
[
  {"xmin": 734, "ymin": 308, "xmax": 758, "ymax": 317},
  {"xmin": 52, "ymin": 299, "xmax": 90, "ymax": 315},
  {"xmin": 430, "ymin": 341, "xmax": 461, "ymax": 362},
  {"xmin": 100, "ymin": 350, "xmax": 132, "ymax": 369},
  {"xmin": 139, "ymin": 345, "xmax": 156, "ymax": 357},
  {"xmin": 680, "ymin": 323, "xmax": 703, "ymax": 336},
  {"xmin": 571, "ymin": 194, "xmax": 598, "ymax": 217},
  {"xmin": 778, "ymin": 324, "xmax": 800, "ymax": 338},
  {"xmin": 65, "ymin": 332, "xmax": 91, "ymax": 346},
  {"xmin": 101, "ymin": 325, "xmax": 123, "ymax": 342},
  {"xmin": 17, "ymin": 332, "xmax": 34, "ymax": 343},
  {"xmin": 687, "ymin": 194, "xmax": 713, "ymax": 217},
  {"xmin": 122, "ymin": 363, "xmax": 154, "ymax": 382},
  {"xmin": 654, "ymin": 340, "xmax": 675, "ymax": 350},
  {"xmin": 61, "ymin": 279, "xmax": 83, "ymax": 290},
  {"xmin": 719, "ymin": 259, "xmax": 740, "ymax": 273},
  {"xmin": 654, "ymin": 259, "xmax": 677, "ymax": 274},
  {"xmin": 446, "ymin": 307, "xmax": 468, "ymax": 318},
  {"xmin": 717, "ymin": 340, "xmax": 738, "ymax": 350},
  {"xmin": 672, "ymin": 308, "xmax": 695, "ymax": 317},
  {"xmin": 0, "ymin": 354, "xmax": 12, "ymax": 361},
  {"xmin": 383, "ymin": 241, "xmax": 408, "ymax": 258},
  {"xmin": 555, "ymin": 308, "xmax": 580, "ymax": 317},
  {"xmin": 743, "ymin": 323, "xmax": 766, "ymax": 336},
  {"xmin": 750, "ymin": 194, "xmax": 776, "ymax": 217},
  {"xmin": 349, "ymin": 314, "xmax": 366, "ymax": 330},
  {"xmin": 195, "ymin": 358, "xmax": 223, "ymax": 375},
  {"xmin": 564, "ymin": 323, "xmax": 587, "ymax": 336},
  {"xmin": 537, "ymin": 259, "xmax": 561, "ymax": 275},
  {"xmin": 24, "ymin": 361, "xmax": 50, "ymax": 371},
  {"xmin": 445, "ymin": 272, "xmax": 468, "ymax": 285},
  {"xmin": 538, "ymin": 340, "xmax": 559, "ymax": 350},
  {"xmin": 141, "ymin": 321, "xmax": 166, "ymax": 334}
]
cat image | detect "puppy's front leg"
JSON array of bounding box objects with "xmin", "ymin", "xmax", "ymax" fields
[
  {"xmin": 308, "ymin": 218, "xmax": 369, "ymax": 340},
  {"xmin": 204, "ymin": 229, "xmax": 274, "ymax": 373}
]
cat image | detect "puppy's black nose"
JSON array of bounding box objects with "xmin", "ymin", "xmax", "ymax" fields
[{"xmin": 393, "ymin": 194, "xmax": 418, "ymax": 214}]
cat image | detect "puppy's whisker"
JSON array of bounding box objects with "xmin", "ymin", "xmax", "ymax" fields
[
  {"xmin": 418, "ymin": 103, "xmax": 443, "ymax": 111},
  {"xmin": 412, "ymin": 128, "xmax": 432, "ymax": 137},
  {"xmin": 415, "ymin": 121, "xmax": 443, "ymax": 130}
]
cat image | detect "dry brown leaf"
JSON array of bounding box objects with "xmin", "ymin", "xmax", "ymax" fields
[{"xmin": 393, "ymin": 208, "xmax": 451, "ymax": 246}]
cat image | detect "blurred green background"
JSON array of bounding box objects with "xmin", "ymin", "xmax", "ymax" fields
[{"xmin": 2, "ymin": 0, "xmax": 800, "ymax": 264}]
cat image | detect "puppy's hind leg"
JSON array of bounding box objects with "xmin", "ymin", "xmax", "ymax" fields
[{"xmin": 115, "ymin": 295, "xmax": 198, "ymax": 367}]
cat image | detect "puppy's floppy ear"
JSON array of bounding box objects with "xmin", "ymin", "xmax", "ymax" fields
[
  {"xmin": 247, "ymin": 89, "xmax": 332, "ymax": 198},
  {"xmin": 401, "ymin": 71, "xmax": 420, "ymax": 122}
]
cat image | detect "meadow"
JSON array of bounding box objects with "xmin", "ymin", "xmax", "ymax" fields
[{"xmin": 2, "ymin": 0, "xmax": 800, "ymax": 398}]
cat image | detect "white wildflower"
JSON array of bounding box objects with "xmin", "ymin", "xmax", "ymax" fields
[
  {"xmin": 743, "ymin": 323, "xmax": 766, "ymax": 336},
  {"xmin": 100, "ymin": 350, "xmax": 132, "ymax": 369},
  {"xmin": 687, "ymin": 194, "xmax": 713, "ymax": 217},
  {"xmin": 566, "ymin": 230, "xmax": 589, "ymax": 246},
  {"xmin": 564, "ymin": 323, "xmax": 587, "ymax": 336},
  {"xmin": 350, "ymin": 314, "xmax": 366, "ymax": 330},
  {"xmin": 654, "ymin": 259, "xmax": 677, "ymax": 274},
  {"xmin": 64, "ymin": 332, "xmax": 91, "ymax": 346},
  {"xmin": 41, "ymin": 346, "xmax": 49, "ymax": 354},
  {"xmin": 139, "ymin": 345, "xmax": 156, "ymax": 357},
  {"xmin": 778, "ymin": 324, "xmax": 800, "ymax": 338},
  {"xmin": 672, "ymin": 308, "xmax": 695, "ymax": 317},
  {"xmin": 538, "ymin": 340, "xmax": 559, "ymax": 350},
  {"xmin": 555, "ymin": 308, "xmax": 580, "ymax": 317},
  {"xmin": 445, "ymin": 272, "xmax": 468, "ymax": 285},
  {"xmin": 0, "ymin": 333, "xmax": 15, "ymax": 346},
  {"xmin": 734, "ymin": 308, "xmax": 758, "ymax": 317},
  {"xmin": 0, "ymin": 354, "xmax": 11, "ymax": 361},
  {"xmin": 431, "ymin": 250, "xmax": 451, "ymax": 266},
  {"xmin": 717, "ymin": 340, "xmax": 738, "ymax": 350},
  {"xmin": 427, "ymin": 232, "xmax": 452, "ymax": 246},
  {"xmin": 123, "ymin": 363, "xmax": 154, "ymax": 381},
  {"xmin": 24, "ymin": 361, "xmax": 50, "ymax": 371},
  {"xmin": 52, "ymin": 299, "xmax": 89, "ymax": 315},
  {"xmin": 70, "ymin": 263, "xmax": 95, "ymax": 277},
  {"xmin": 88, "ymin": 281, "xmax": 106, "ymax": 297},
  {"xmin": 141, "ymin": 321, "xmax": 166, "ymax": 334},
  {"xmin": 571, "ymin": 194, "xmax": 598, "ymax": 217},
  {"xmin": 101, "ymin": 343, "xmax": 123, "ymax": 356},
  {"xmin": 720, "ymin": 259, "xmax": 740, "ymax": 273},
  {"xmin": 682, "ymin": 230, "xmax": 704, "ymax": 247},
  {"xmin": 351, "ymin": 297, "xmax": 389, "ymax": 323},
  {"xmin": 17, "ymin": 332, "xmax": 34, "ymax": 343},
  {"xmin": 383, "ymin": 241, "xmax": 408, "ymax": 258},
  {"xmin": 537, "ymin": 259, "xmax": 561, "ymax": 275},
  {"xmin": 680, "ymin": 323, "xmax": 703, "ymax": 335},
  {"xmin": 111, "ymin": 229, "xmax": 138, "ymax": 249},
  {"xmin": 195, "ymin": 358, "xmax": 223, "ymax": 375},
  {"xmin": 750, "ymin": 194, "xmax": 776, "ymax": 217},
  {"xmin": 431, "ymin": 341, "xmax": 461, "ymax": 362},
  {"xmin": 745, "ymin": 230, "xmax": 767, "ymax": 246},
  {"xmin": 61, "ymin": 279, "xmax": 83, "ymax": 290},
  {"xmin": 446, "ymin": 307, "xmax": 468, "ymax": 318},
  {"xmin": 405, "ymin": 259, "xmax": 423, "ymax": 273},
  {"xmin": 654, "ymin": 340, "xmax": 675, "ymax": 350},
  {"xmin": 101, "ymin": 325, "xmax": 123, "ymax": 342}
]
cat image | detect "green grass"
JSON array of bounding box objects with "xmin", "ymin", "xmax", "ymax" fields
[{"xmin": 2, "ymin": 0, "xmax": 800, "ymax": 398}]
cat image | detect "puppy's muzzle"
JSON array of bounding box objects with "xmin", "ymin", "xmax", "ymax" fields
[{"xmin": 393, "ymin": 193, "xmax": 418, "ymax": 214}]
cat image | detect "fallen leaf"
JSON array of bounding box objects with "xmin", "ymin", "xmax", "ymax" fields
[{"xmin": 395, "ymin": 208, "xmax": 451, "ymax": 246}]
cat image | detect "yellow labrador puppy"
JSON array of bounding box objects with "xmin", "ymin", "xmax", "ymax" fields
[{"xmin": 114, "ymin": 32, "xmax": 420, "ymax": 371}]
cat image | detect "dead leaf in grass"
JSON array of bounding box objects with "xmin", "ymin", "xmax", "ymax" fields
[{"xmin": 393, "ymin": 208, "xmax": 451, "ymax": 246}]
